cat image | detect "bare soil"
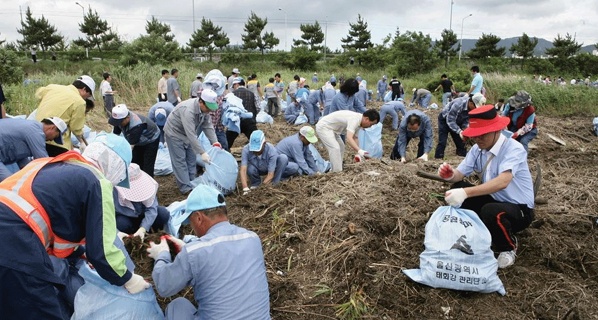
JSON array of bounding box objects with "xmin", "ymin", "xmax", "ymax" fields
[{"xmin": 126, "ymin": 104, "xmax": 598, "ymax": 320}]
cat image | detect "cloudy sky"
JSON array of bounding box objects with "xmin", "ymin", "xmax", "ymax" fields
[{"xmin": 1, "ymin": 0, "xmax": 597, "ymax": 51}]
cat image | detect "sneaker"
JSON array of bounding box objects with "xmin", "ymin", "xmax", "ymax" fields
[{"xmin": 497, "ymin": 250, "xmax": 516, "ymax": 269}]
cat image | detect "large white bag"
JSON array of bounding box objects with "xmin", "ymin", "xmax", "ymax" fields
[
  {"xmin": 403, "ymin": 206, "xmax": 506, "ymax": 295},
  {"xmin": 358, "ymin": 122, "xmax": 383, "ymax": 158}
]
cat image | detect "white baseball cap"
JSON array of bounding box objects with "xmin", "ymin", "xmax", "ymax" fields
[
  {"xmin": 42, "ymin": 117, "xmax": 67, "ymax": 144},
  {"xmin": 77, "ymin": 75, "xmax": 96, "ymax": 99},
  {"xmin": 200, "ymin": 89, "xmax": 218, "ymax": 111},
  {"xmin": 109, "ymin": 104, "xmax": 130, "ymax": 126}
]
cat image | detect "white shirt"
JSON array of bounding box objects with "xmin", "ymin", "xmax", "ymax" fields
[
  {"xmin": 100, "ymin": 80, "xmax": 113, "ymax": 96},
  {"xmin": 316, "ymin": 110, "xmax": 362, "ymax": 135}
]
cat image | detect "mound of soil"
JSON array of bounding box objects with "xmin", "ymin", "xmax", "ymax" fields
[{"xmin": 127, "ymin": 104, "xmax": 598, "ymax": 319}]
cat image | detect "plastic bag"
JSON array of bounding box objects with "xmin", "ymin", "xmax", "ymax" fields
[
  {"xmin": 202, "ymin": 69, "xmax": 227, "ymax": 96},
  {"xmin": 154, "ymin": 142, "xmax": 173, "ymax": 176},
  {"xmin": 384, "ymin": 91, "xmax": 392, "ymax": 102},
  {"xmin": 294, "ymin": 114, "xmax": 308, "ymax": 125},
  {"xmin": 165, "ymin": 200, "xmax": 188, "ymax": 237},
  {"xmin": 192, "ymin": 147, "xmax": 239, "ymax": 195},
  {"xmin": 308, "ymin": 144, "xmax": 331, "ymax": 173},
  {"xmin": 256, "ymin": 110, "xmax": 274, "ymax": 124},
  {"xmin": 358, "ymin": 123, "xmax": 383, "ymax": 158},
  {"xmin": 403, "ymin": 206, "xmax": 506, "ymax": 295},
  {"xmin": 71, "ymin": 264, "xmax": 163, "ymax": 320},
  {"xmin": 593, "ymin": 117, "xmax": 598, "ymax": 136}
]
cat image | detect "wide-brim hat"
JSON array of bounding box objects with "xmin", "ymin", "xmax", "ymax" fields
[
  {"xmin": 462, "ymin": 105, "xmax": 510, "ymax": 137},
  {"xmin": 116, "ymin": 163, "xmax": 158, "ymax": 202}
]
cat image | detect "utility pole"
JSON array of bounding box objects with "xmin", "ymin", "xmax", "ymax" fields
[{"xmin": 459, "ymin": 14, "xmax": 472, "ymax": 61}]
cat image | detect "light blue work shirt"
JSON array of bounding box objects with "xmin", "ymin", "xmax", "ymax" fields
[
  {"xmin": 152, "ymin": 221, "xmax": 271, "ymax": 320},
  {"xmin": 328, "ymin": 93, "xmax": 366, "ymax": 114},
  {"xmin": 396, "ymin": 110, "xmax": 433, "ymax": 157},
  {"xmin": 470, "ymin": 73, "xmax": 483, "ymax": 94},
  {"xmin": 0, "ymin": 118, "xmax": 48, "ymax": 163},
  {"xmin": 441, "ymin": 96, "xmax": 470, "ymax": 134},
  {"xmin": 355, "ymin": 88, "xmax": 368, "ymax": 107},
  {"xmin": 456, "ymin": 133, "xmax": 534, "ymax": 209},
  {"xmin": 241, "ymin": 142, "xmax": 279, "ymax": 173},
  {"xmin": 276, "ymin": 133, "xmax": 318, "ymax": 175}
]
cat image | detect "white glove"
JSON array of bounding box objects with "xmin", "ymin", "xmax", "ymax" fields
[
  {"xmin": 459, "ymin": 131, "xmax": 464, "ymax": 140},
  {"xmin": 445, "ymin": 188, "xmax": 468, "ymax": 207},
  {"xmin": 133, "ymin": 227, "xmax": 146, "ymax": 241},
  {"xmin": 79, "ymin": 141, "xmax": 87, "ymax": 153},
  {"xmin": 160, "ymin": 94, "xmax": 165, "ymax": 100},
  {"xmin": 117, "ymin": 231, "xmax": 129, "ymax": 241},
  {"xmin": 201, "ymin": 152, "xmax": 211, "ymax": 164},
  {"xmin": 146, "ymin": 239, "xmax": 169, "ymax": 260},
  {"xmin": 177, "ymin": 96, "xmax": 182, "ymax": 103},
  {"xmin": 124, "ymin": 273, "xmax": 150, "ymax": 294},
  {"xmin": 438, "ymin": 162, "xmax": 455, "ymax": 180},
  {"xmin": 357, "ymin": 149, "xmax": 369, "ymax": 158},
  {"xmin": 242, "ymin": 187, "xmax": 250, "ymax": 196},
  {"xmin": 400, "ymin": 157, "xmax": 406, "ymax": 163},
  {"xmin": 162, "ymin": 235, "xmax": 185, "ymax": 253},
  {"xmin": 417, "ymin": 154, "xmax": 428, "ymax": 161}
]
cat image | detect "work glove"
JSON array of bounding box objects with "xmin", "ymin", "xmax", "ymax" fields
[
  {"xmin": 79, "ymin": 141, "xmax": 87, "ymax": 153},
  {"xmin": 124, "ymin": 273, "xmax": 150, "ymax": 294},
  {"xmin": 242, "ymin": 187, "xmax": 251, "ymax": 196},
  {"xmin": 400, "ymin": 157, "xmax": 406, "ymax": 163},
  {"xmin": 438, "ymin": 162, "xmax": 455, "ymax": 180},
  {"xmin": 212, "ymin": 142, "xmax": 222, "ymax": 149},
  {"xmin": 163, "ymin": 235, "xmax": 185, "ymax": 254},
  {"xmin": 147, "ymin": 238, "xmax": 170, "ymax": 260},
  {"xmin": 354, "ymin": 154, "xmax": 364, "ymax": 163},
  {"xmin": 417, "ymin": 154, "xmax": 428, "ymax": 161},
  {"xmin": 357, "ymin": 149, "xmax": 369, "ymax": 158},
  {"xmin": 459, "ymin": 131, "xmax": 464, "ymax": 140},
  {"xmin": 117, "ymin": 231, "xmax": 129, "ymax": 241},
  {"xmin": 177, "ymin": 97, "xmax": 182, "ymax": 103},
  {"xmin": 160, "ymin": 94, "xmax": 165, "ymax": 100},
  {"xmin": 133, "ymin": 227, "xmax": 146, "ymax": 241},
  {"xmin": 201, "ymin": 152, "xmax": 211, "ymax": 164},
  {"xmin": 445, "ymin": 188, "xmax": 468, "ymax": 207},
  {"xmin": 512, "ymin": 129, "xmax": 524, "ymax": 139}
]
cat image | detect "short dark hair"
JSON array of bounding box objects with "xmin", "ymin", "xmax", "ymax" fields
[
  {"xmin": 304, "ymin": 85, "xmax": 310, "ymax": 90},
  {"xmin": 161, "ymin": 69, "xmax": 169, "ymax": 75},
  {"xmin": 441, "ymin": 74, "xmax": 447, "ymax": 78},
  {"xmin": 363, "ymin": 109, "xmax": 380, "ymax": 123},
  {"xmin": 339, "ymin": 78, "xmax": 359, "ymax": 96},
  {"xmin": 171, "ymin": 68, "xmax": 178, "ymax": 75},
  {"xmin": 407, "ymin": 114, "xmax": 421, "ymax": 125},
  {"xmin": 275, "ymin": 73, "xmax": 281, "ymax": 78},
  {"xmin": 269, "ymin": 77, "xmax": 275, "ymax": 83},
  {"xmin": 498, "ymin": 98, "xmax": 505, "ymax": 103},
  {"xmin": 85, "ymin": 99, "xmax": 94, "ymax": 113},
  {"xmin": 470, "ymin": 66, "xmax": 479, "ymax": 73},
  {"xmin": 103, "ymin": 72, "xmax": 110, "ymax": 80},
  {"xmin": 251, "ymin": 73, "xmax": 257, "ymax": 79},
  {"xmin": 72, "ymin": 80, "xmax": 92, "ymax": 95},
  {"xmin": 238, "ymin": 79, "xmax": 245, "ymax": 86},
  {"xmin": 330, "ymin": 81, "xmax": 337, "ymax": 87},
  {"xmin": 294, "ymin": 75, "xmax": 300, "ymax": 81}
]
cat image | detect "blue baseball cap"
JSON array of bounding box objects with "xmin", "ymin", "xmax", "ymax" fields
[
  {"xmin": 94, "ymin": 132, "xmax": 132, "ymax": 188},
  {"xmin": 330, "ymin": 76, "xmax": 337, "ymax": 83},
  {"xmin": 249, "ymin": 130, "xmax": 266, "ymax": 151},
  {"xmin": 154, "ymin": 108, "xmax": 167, "ymax": 126}
]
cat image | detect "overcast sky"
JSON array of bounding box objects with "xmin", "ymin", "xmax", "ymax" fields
[{"xmin": 1, "ymin": 0, "xmax": 597, "ymax": 51}]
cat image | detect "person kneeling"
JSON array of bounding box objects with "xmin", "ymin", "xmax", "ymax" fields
[{"xmin": 239, "ymin": 130, "xmax": 293, "ymax": 195}]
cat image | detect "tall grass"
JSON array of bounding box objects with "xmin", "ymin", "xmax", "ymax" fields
[{"xmin": 4, "ymin": 60, "xmax": 598, "ymax": 121}]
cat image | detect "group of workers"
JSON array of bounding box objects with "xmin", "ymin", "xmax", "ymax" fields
[{"xmin": 0, "ymin": 64, "xmax": 539, "ymax": 319}]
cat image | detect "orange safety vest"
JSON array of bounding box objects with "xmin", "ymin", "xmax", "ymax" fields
[{"xmin": 0, "ymin": 151, "xmax": 90, "ymax": 258}]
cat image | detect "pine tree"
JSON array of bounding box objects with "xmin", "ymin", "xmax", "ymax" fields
[
  {"xmin": 293, "ymin": 21, "xmax": 324, "ymax": 52},
  {"xmin": 76, "ymin": 7, "xmax": 119, "ymax": 52},
  {"xmin": 188, "ymin": 18, "xmax": 230, "ymax": 61},
  {"xmin": 510, "ymin": 33, "xmax": 538, "ymax": 69},
  {"xmin": 435, "ymin": 29, "xmax": 459, "ymax": 67},
  {"xmin": 17, "ymin": 7, "xmax": 63, "ymax": 52},
  {"xmin": 467, "ymin": 33, "xmax": 506, "ymax": 60},
  {"xmin": 340, "ymin": 14, "xmax": 372, "ymax": 51},
  {"xmin": 241, "ymin": 11, "xmax": 278, "ymax": 55},
  {"xmin": 146, "ymin": 16, "xmax": 175, "ymax": 42}
]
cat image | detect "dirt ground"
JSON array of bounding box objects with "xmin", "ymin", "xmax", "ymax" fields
[{"xmin": 126, "ymin": 102, "xmax": 598, "ymax": 320}]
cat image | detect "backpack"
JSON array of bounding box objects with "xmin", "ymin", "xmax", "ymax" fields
[{"xmin": 403, "ymin": 206, "xmax": 506, "ymax": 295}]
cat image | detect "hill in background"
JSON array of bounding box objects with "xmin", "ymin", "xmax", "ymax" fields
[{"xmin": 458, "ymin": 37, "xmax": 597, "ymax": 57}]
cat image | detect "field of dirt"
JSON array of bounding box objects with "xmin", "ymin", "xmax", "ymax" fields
[{"xmin": 127, "ymin": 102, "xmax": 598, "ymax": 320}]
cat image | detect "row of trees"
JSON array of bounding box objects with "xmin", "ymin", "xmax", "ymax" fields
[{"xmin": 9, "ymin": 6, "xmax": 596, "ymax": 75}]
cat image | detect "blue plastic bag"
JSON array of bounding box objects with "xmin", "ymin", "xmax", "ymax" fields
[
  {"xmin": 358, "ymin": 123, "xmax": 383, "ymax": 159},
  {"xmin": 165, "ymin": 200, "xmax": 188, "ymax": 237},
  {"xmin": 403, "ymin": 206, "xmax": 506, "ymax": 295},
  {"xmin": 71, "ymin": 264, "xmax": 163, "ymax": 320},
  {"xmin": 308, "ymin": 144, "xmax": 331, "ymax": 173},
  {"xmin": 294, "ymin": 114, "xmax": 308, "ymax": 125},
  {"xmin": 192, "ymin": 147, "xmax": 239, "ymax": 195},
  {"xmin": 154, "ymin": 143, "xmax": 173, "ymax": 176}
]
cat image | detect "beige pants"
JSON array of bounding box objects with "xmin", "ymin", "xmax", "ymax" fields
[{"xmin": 316, "ymin": 125, "xmax": 345, "ymax": 172}]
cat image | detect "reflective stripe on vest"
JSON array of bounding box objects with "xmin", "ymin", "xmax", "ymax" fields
[{"xmin": 0, "ymin": 151, "xmax": 89, "ymax": 258}]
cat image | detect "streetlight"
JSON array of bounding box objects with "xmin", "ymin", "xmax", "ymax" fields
[
  {"xmin": 459, "ymin": 14, "xmax": 472, "ymax": 61},
  {"xmin": 324, "ymin": 16, "xmax": 328, "ymax": 60},
  {"xmin": 278, "ymin": 8, "xmax": 287, "ymax": 51},
  {"xmin": 192, "ymin": 0, "xmax": 196, "ymax": 58},
  {"xmin": 75, "ymin": 2, "xmax": 84, "ymax": 16},
  {"xmin": 449, "ymin": 1, "xmax": 454, "ymax": 31}
]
